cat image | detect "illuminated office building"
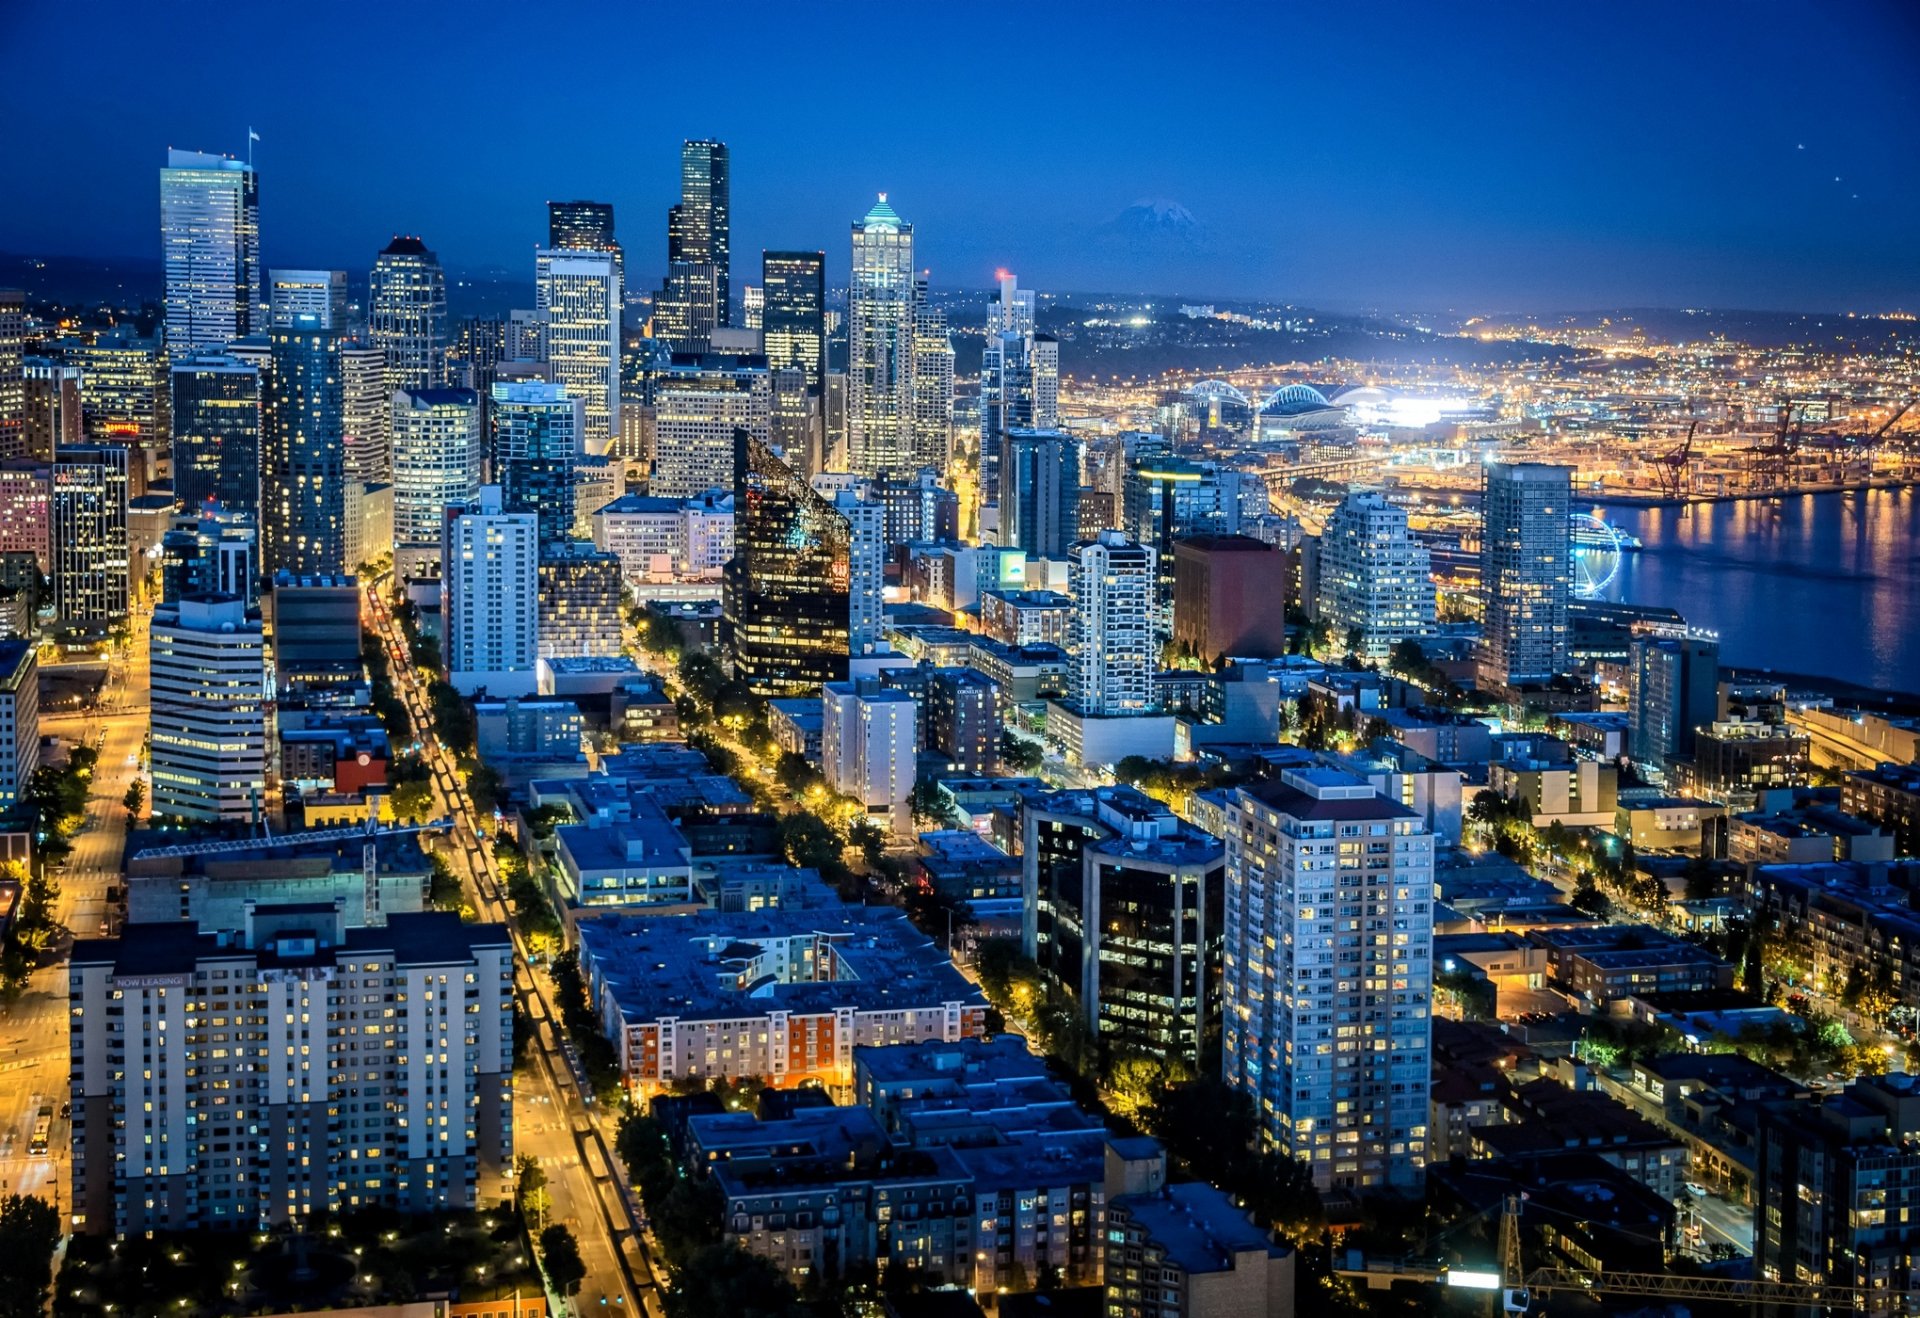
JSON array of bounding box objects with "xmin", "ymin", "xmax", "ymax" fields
[
  {"xmin": 369, "ymin": 237, "xmax": 449, "ymax": 390},
  {"xmin": 0, "ymin": 290, "xmax": 23, "ymax": 460},
  {"xmin": 340, "ymin": 343, "xmax": 393, "ymax": 486},
  {"xmin": 847, "ymin": 196, "xmax": 917, "ymax": 476},
  {"xmin": 1314, "ymin": 490, "xmax": 1436, "ymax": 661},
  {"xmin": 491, "ymin": 379, "xmax": 582, "ymax": 543},
  {"xmin": 169, "ymin": 352, "xmax": 261, "ymax": 517},
  {"xmin": 22, "ymin": 359, "xmax": 82, "ymax": 459},
  {"xmin": 51, "ymin": 445, "xmax": 130, "ymax": 626},
  {"xmin": 160, "ymin": 148, "xmax": 261, "ymax": 352},
  {"xmin": 0, "ymin": 641, "xmax": 38, "ymax": 812},
  {"xmin": 148, "ymin": 593, "xmax": 268, "ymax": 822},
  {"xmin": 674, "ymin": 141, "xmax": 730, "ymax": 327},
  {"xmin": 262, "ymin": 321, "xmax": 347, "ymax": 577},
  {"xmin": 535, "ymin": 249, "xmax": 621, "ymax": 454},
  {"xmin": 160, "ymin": 507, "xmax": 258, "ymax": 606},
  {"xmin": 65, "ymin": 327, "xmax": 170, "ymax": 448},
  {"xmin": 809, "ymin": 474, "xmax": 884, "ymax": 656},
  {"xmin": 762, "ymin": 251, "xmax": 826, "ymax": 391},
  {"xmin": 998, "ymin": 428, "xmax": 1080, "ymax": 561},
  {"xmin": 548, "ymin": 199, "xmax": 622, "ymax": 284},
  {"xmin": 741, "ymin": 285, "xmax": 763, "ymax": 330},
  {"xmin": 724, "ymin": 432, "xmax": 851, "ymax": 695},
  {"xmin": 979, "ymin": 272, "xmax": 1058, "ymax": 499},
  {"xmin": 646, "ymin": 354, "xmax": 770, "ymax": 499},
  {"xmin": 391, "ymin": 387, "xmax": 482, "ymax": 561},
  {"xmin": 910, "ymin": 277, "xmax": 954, "ymax": 474},
  {"xmin": 1478, "ymin": 461, "xmax": 1572, "ymax": 688},
  {"xmin": 268, "ymin": 269, "xmax": 348, "ymax": 329}
]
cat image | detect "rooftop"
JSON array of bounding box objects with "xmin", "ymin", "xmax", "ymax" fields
[{"xmin": 1114, "ymin": 1181, "xmax": 1282, "ymax": 1274}]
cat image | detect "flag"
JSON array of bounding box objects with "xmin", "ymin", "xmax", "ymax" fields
[{"xmin": 249, "ymin": 129, "xmax": 260, "ymax": 142}]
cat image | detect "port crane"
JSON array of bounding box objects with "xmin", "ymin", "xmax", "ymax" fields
[{"xmin": 1650, "ymin": 417, "xmax": 1697, "ymax": 500}]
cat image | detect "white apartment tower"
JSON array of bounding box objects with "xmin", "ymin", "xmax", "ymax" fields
[
  {"xmin": 1067, "ymin": 530, "xmax": 1156, "ymax": 716},
  {"xmin": 391, "ymin": 387, "xmax": 482, "ymax": 565},
  {"xmin": 1220, "ymin": 768, "xmax": 1434, "ymax": 1191},
  {"xmin": 847, "ymin": 196, "xmax": 918, "ymax": 476},
  {"xmin": 535, "ymin": 249, "xmax": 622, "ymax": 455},
  {"xmin": 822, "ymin": 682, "xmax": 918, "ymax": 834},
  {"xmin": 148, "ymin": 594, "xmax": 269, "ymax": 822},
  {"xmin": 160, "ymin": 148, "xmax": 262, "ymax": 352},
  {"xmin": 810, "ymin": 474, "xmax": 885, "ymax": 656},
  {"xmin": 442, "ymin": 485, "xmax": 539, "ymax": 697},
  {"xmin": 1315, "ymin": 490, "xmax": 1437, "ymax": 661},
  {"xmin": 910, "ymin": 276, "xmax": 955, "ymax": 473}
]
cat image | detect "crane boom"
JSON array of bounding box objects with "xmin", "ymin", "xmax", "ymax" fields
[{"xmin": 1524, "ymin": 1266, "xmax": 1881, "ymax": 1308}]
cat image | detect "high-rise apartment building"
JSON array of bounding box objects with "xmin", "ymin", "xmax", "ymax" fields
[
  {"xmin": 762, "ymin": 251, "xmax": 826, "ymax": 392},
  {"xmin": 979, "ymin": 272, "xmax": 1059, "ymax": 502},
  {"xmin": 70, "ymin": 909, "xmax": 513, "ymax": 1235},
  {"xmin": 809, "ymin": 474, "xmax": 885, "ymax": 656},
  {"xmin": 491, "ymin": 379, "xmax": 582, "ymax": 543},
  {"xmin": 1068, "ymin": 530, "xmax": 1155, "ymax": 716},
  {"xmin": 391, "ymin": 387, "xmax": 482, "ymax": 561},
  {"xmin": 268, "ymin": 269, "xmax": 348, "ymax": 329},
  {"xmin": 741, "ymin": 285, "xmax": 763, "ymax": 331},
  {"xmin": 262, "ymin": 321, "xmax": 347, "ymax": 577},
  {"xmin": 823, "ymin": 680, "xmax": 918, "ymax": 834},
  {"xmin": 1221, "ymin": 768, "xmax": 1434, "ymax": 1190},
  {"xmin": 340, "ymin": 343, "xmax": 394, "ymax": 486},
  {"xmin": 368, "ymin": 237, "xmax": 449, "ymax": 390},
  {"xmin": 724, "ymin": 432, "xmax": 851, "ymax": 695},
  {"xmin": 0, "ymin": 640, "xmax": 39, "ymax": 811},
  {"xmin": 51, "ymin": 444, "xmax": 130, "ymax": 626},
  {"xmin": 926, "ymin": 668, "xmax": 1000, "ymax": 775},
  {"xmin": 169, "ymin": 352, "xmax": 261, "ymax": 517},
  {"xmin": 847, "ymin": 196, "xmax": 918, "ymax": 476},
  {"xmin": 1479, "ymin": 461, "xmax": 1572, "ymax": 688},
  {"xmin": 1124, "ymin": 454, "xmax": 1244, "ymax": 639},
  {"xmin": 22, "ymin": 358, "xmax": 83, "ymax": 459},
  {"xmin": 160, "ymin": 149, "xmax": 261, "ymax": 352},
  {"xmin": 999, "ymin": 429, "xmax": 1081, "ymax": 560},
  {"xmin": 442, "ymin": 485, "xmax": 539, "ymax": 697},
  {"xmin": 646, "ymin": 354, "xmax": 771, "ymax": 499},
  {"xmin": 1315, "ymin": 490, "xmax": 1436, "ymax": 661},
  {"xmin": 0, "ymin": 291, "xmax": 24, "ymax": 460},
  {"xmin": 1629, "ymin": 634, "xmax": 1720, "ymax": 769},
  {"xmin": 536, "ymin": 541, "xmax": 622, "ymax": 658},
  {"xmin": 148, "ymin": 594, "xmax": 268, "ymax": 821},
  {"xmin": 535, "ymin": 250, "xmax": 621, "ymax": 454}
]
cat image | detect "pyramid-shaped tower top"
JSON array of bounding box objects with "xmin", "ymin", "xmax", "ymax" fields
[{"xmin": 860, "ymin": 193, "xmax": 904, "ymax": 231}]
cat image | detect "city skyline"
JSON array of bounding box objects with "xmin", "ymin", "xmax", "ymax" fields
[{"xmin": 6, "ymin": 2, "xmax": 1920, "ymax": 311}]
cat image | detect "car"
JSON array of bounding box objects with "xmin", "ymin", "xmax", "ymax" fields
[{"xmin": 1684, "ymin": 1183, "xmax": 1707, "ymax": 1199}]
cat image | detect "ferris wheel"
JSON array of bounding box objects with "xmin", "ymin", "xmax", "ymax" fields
[{"xmin": 1570, "ymin": 512, "xmax": 1625, "ymax": 597}]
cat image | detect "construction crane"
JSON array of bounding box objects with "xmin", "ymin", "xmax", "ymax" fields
[{"xmin": 1650, "ymin": 417, "xmax": 1697, "ymax": 500}]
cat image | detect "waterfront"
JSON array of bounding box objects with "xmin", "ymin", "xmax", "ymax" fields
[{"xmin": 1597, "ymin": 487, "xmax": 1920, "ymax": 695}]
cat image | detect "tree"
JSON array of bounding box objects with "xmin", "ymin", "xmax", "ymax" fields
[
  {"xmin": 538, "ymin": 1223, "xmax": 587, "ymax": 1296},
  {"xmin": 513, "ymin": 1153, "xmax": 551, "ymax": 1228},
  {"xmin": 1570, "ymin": 879, "xmax": 1612, "ymax": 920},
  {"xmin": 1108, "ymin": 1052, "xmax": 1192, "ymax": 1121},
  {"xmin": 122, "ymin": 778, "xmax": 146, "ymax": 819},
  {"xmin": 997, "ymin": 730, "xmax": 1042, "ymax": 774},
  {"xmin": 664, "ymin": 1244, "xmax": 805, "ymax": 1318},
  {"xmin": 0, "ymin": 1194, "xmax": 60, "ymax": 1318},
  {"xmin": 467, "ymin": 762, "xmax": 505, "ymax": 818}
]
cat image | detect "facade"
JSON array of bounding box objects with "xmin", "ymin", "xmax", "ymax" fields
[
  {"xmin": 162, "ymin": 509, "xmax": 258, "ymax": 607},
  {"xmin": 23, "ymin": 358, "xmax": 83, "ymax": 459},
  {"xmin": 1105, "ymin": 1162, "xmax": 1295, "ymax": 1318},
  {"xmin": 762, "ymin": 250, "xmax": 826, "ymax": 391},
  {"xmin": 1842, "ymin": 763, "xmax": 1920, "ymax": 856},
  {"xmin": 535, "ymin": 250, "xmax": 621, "ymax": 453},
  {"xmin": 1221, "ymin": 768, "xmax": 1435, "ymax": 1189},
  {"xmin": 368, "ymin": 236, "xmax": 449, "ymax": 390},
  {"xmin": 536, "ymin": 541, "xmax": 623, "ymax": 658},
  {"xmin": 442, "ymin": 486, "xmax": 540, "ymax": 697},
  {"xmin": 0, "ymin": 640, "xmax": 39, "ymax": 810},
  {"xmin": 723, "ymin": 433, "xmax": 851, "ymax": 695},
  {"xmin": 979, "ymin": 273, "xmax": 1059, "ymax": 503},
  {"xmin": 391, "ymin": 387, "xmax": 483, "ymax": 559},
  {"xmin": 67, "ymin": 327, "xmax": 170, "ymax": 448},
  {"xmin": 823, "ymin": 681, "xmax": 918, "ymax": 833},
  {"xmin": 811, "ymin": 474, "xmax": 885, "ymax": 655},
  {"xmin": 160, "ymin": 148, "xmax": 261, "ymax": 352},
  {"xmin": 0, "ymin": 291, "xmax": 22, "ymax": 460},
  {"xmin": 340, "ymin": 343, "xmax": 395, "ymax": 486},
  {"xmin": 1315, "ymin": 490, "xmax": 1436, "ymax": 661},
  {"xmin": 1630, "ymin": 634, "xmax": 1720, "ymax": 769},
  {"xmin": 847, "ymin": 196, "xmax": 918, "ymax": 475},
  {"xmin": 268, "ymin": 269, "xmax": 347, "ymax": 328},
  {"xmin": 1068, "ymin": 530, "xmax": 1156, "ymax": 716},
  {"xmin": 169, "ymin": 352, "xmax": 261, "ymax": 517},
  {"xmin": 269, "ymin": 572, "xmax": 363, "ymax": 701},
  {"xmin": 980, "ymin": 588, "xmax": 1072, "ymax": 648},
  {"xmin": 999, "ymin": 428, "xmax": 1081, "ymax": 560},
  {"xmin": 148, "ymin": 594, "xmax": 268, "ymax": 821},
  {"xmin": 1479, "ymin": 461, "xmax": 1572, "ymax": 688},
  {"xmin": 547, "ymin": 200, "xmax": 621, "ymax": 280},
  {"xmin": 662, "ymin": 141, "xmax": 730, "ymax": 336},
  {"xmin": 591, "ymin": 490, "xmax": 733, "ymax": 582},
  {"xmin": 69, "ymin": 910, "xmax": 514, "ymax": 1234},
  {"xmin": 926, "ymin": 667, "xmax": 1001, "ymax": 774},
  {"xmin": 646, "ymin": 354, "xmax": 771, "ymax": 499},
  {"xmin": 1172, "ymin": 534, "xmax": 1289, "ymax": 662},
  {"xmin": 909, "ymin": 277, "xmax": 954, "ymax": 473},
  {"xmin": 490, "ymin": 379, "xmax": 582, "ymax": 542},
  {"xmin": 51, "ymin": 444, "xmax": 131, "ymax": 625},
  {"xmin": 263, "ymin": 322, "xmax": 347, "ymax": 577}
]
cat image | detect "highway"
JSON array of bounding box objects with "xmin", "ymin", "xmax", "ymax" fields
[{"xmin": 364, "ymin": 585, "xmax": 664, "ymax": 1317}]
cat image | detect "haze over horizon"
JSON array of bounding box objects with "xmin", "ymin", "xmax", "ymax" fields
[{"xmin": 8, "ymin": 0, "xmax": 1919, "ymax": 313}]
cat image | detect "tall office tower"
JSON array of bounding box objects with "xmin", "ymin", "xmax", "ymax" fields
[
  {"xmin": 536, "ymin": 541, "xmax": 623, "ymax": 659},
  {"xmin": 160, "ymin": 507, "xmax": 257, "ymax": 605},
  {"xmin": 0, "ymin": 463, "xmax": 50, "ymax": 577},
  {"xmin": 147, "ymin": 594, "xmax": 268, "ymax": 821},
  {"xmin": 391, "ymin": 387, "xmax": 482, "ymax": 563},
  {"xmin": 339, "ymin": 343, "xmax": 393, "ymax": 486},
  {"xmin": 1314, "ymin": 490, "xmax": 1436, "ymax": 661},
  {"xmin": 0, "ymin": 641, "xmax": 37, "ymax": 811},
  {"xmin": 978, "ymin": 272, "xmax": 1058, "ymax": 501},
  {"xmin": 999, "ymin": 429, "xmax": 1081, "ymax": 560},
  {"xmin": 1173, "ymin": 535, "xmax": 1290, "ymax": 663},
  {"xmin": 547, "ymin": 200, "xmax": 622, "ymax": 282},
  {"xmin": 0, "ymin": 290, "xmax": 23, "ymax": 460},
  {"xmin": 741, "ymin": 286, "xmax": 763, "ymax": 331},
  {"xmin": 847, "ymin": 196, "xmax": 918, "ymax": 476},
  {"xmin": 70, "ymin": 909, "xmax": 513, "ymax": 1235},
  {"xmin": 910, "ymin": 277, "xmax": 955, "ymax": 474},
  {"xmin": 22, "ymin": 359, "xmax": 83, "ymax": 459},
  {"xmin": 535, "ymin": 249, "xmax": 621, "ymax": 454},
  {"xmin": 1753, "ymin": 1074, "xmax": 1920, "ymax": 1308},
  {"xmin": 769, "ymin": 366, "xmax": 815, "ymax": 474},
  {"xmin": 1220, "ymin": 767, "xmax": 1435, "ymax": 1190},
  {"xmin": 169, "ymin": 352, "xmax": 261, "ymax": 516},
  {"xmin": 449, "ymin": 315, "xmax": 511, "ymax": 416},
  {"xmin": 368, "ymin": 237, "xmax": 449, "ymax": 390},
  {"xmin": 159, "ymin": 148, "xmax": 261, "ymax": 352},
  {"xmin": 1478, "ymin": 461, "xmax": 1572, "ymax": 689},
  {"xmin": 268, "ymin": 269, "xmax": 348, "ymax": 329},
  {"xmin": 1629, "ymin": 634, "xmax": 1720, "ymax": 769},
  {"xmin": 762, "ymin": 251, "xmax": 827, "ymax": 391},
  {"xmin": 724, "ymin": 432, "xmax": 851, "ymax": 695},
  {"xmin": 822, "ymin": 680, "xmax": 917, "ymax": 833},
  {"xmin": 1067, "ymin": 530, "xmax": 1155, "ymax": 716},
  {"xmin": 66, "ymin": 327, "xmax": 169, "ymax": 448},
  {"xmin": 51, "ymin": 445, "xmax": 130, "ymax": 626},
  {"xmin": 1022, "ymin": 785, "xmax": 1225, "ymax": 1067},
  {"xmin": 262, "ymin": 321, "xmax": 347, "ymax": 577},
  {"xmin": 810, "ymin": 474, "xmax": 884, "ymax": 656},
  {"xmin": 646, "ymin": 354, "xmax": 771, "ymax": 498},
  {"xmin": 676, "ymin": 140, "xmax": 731, "ymax": 327},
  {"xmin": 987, "ymin": 269, "xmax": 1036, "ymax": 337},
  {"xmin": 507, "ymin": 309, "xmax": 548, "ymax": 363},
  {"xmin": 441, "ymin": 486, "xmax": 539, "ymax": 697},
  {"xmin": 491, "ymin": 379, "xmax": 582, "ymax": 543},
  {"xmin": 654, "ymin": 261, "xmax": 718, "ymax": 353}
]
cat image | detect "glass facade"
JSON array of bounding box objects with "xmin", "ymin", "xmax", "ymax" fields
[
  {"xmin": 762, "ymin": 251, "xmax": 826, "ymax": 392},
  {"xmin": 160, "ymin": 149, "xmax": 261, "ymax": 353},
  {"xmin": 490, "ymin": 379, "xmax": 580, "ymax": 543},
  {"xmin": 369, "ymin": 237, "xmax": 449, "ymax": 390},
  {"xmin": 723, "ymin": 432, "xmax": 851, "ymax": 695},
  {"xmin": 169, "ymin": 353, "xmax": 261, "ymax": 518},
  {"xmin": 263, "ymin": 323, "xmax": 347, "ymax": 576}
]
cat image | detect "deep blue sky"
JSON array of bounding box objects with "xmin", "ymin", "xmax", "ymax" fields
[{"xmin": 8, "ymin": 0, "xmax": 1919, "ymax": 311}]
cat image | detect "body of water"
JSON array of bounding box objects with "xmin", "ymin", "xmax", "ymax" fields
[{"xmin": 1594, "ymin": 487, "xmax": 1920, "ymax": 693}]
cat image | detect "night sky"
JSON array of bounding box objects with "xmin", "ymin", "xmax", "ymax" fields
[{"xmin": 7, "ymin": 0, "xmax": 1919, "ymax": 311}]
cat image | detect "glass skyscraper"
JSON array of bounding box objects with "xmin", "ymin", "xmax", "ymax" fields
[
  {"xmin": 491, "ymin": 379, "xmax": 582, "ymax": 543},
  {"xmin": 535, "ymin": 250, "xmax": 621, "ymax": 454},
  {"xmin": 676, "ymin": 140, "xmax": 730, "ymax": 326},
  {"xmin": 847, "ymin": 196, "xmax": 917, "ymax": 476},
  {"xmin": 723, "ymin": 431, "xmax": 851, "ymax": 695},
  {"xmin": 391, "ymin": 387, "xmax": 482, "ymax": 553},
  {"xmin": 369, "ymin": 236, "xmax": 449, "ymax": 390},
  {"xmin": 160, "ymin": 148, "xmax": 261, "ymax": 352},
  {"xmin": 169, "ymin": 352, "xmax": 262, "ymax": 518},
  {"xmin": 762, "ymin": 251, "xmax": 826, "ymax": 392},
  {"xmin": 263, "ymin": 320, "xmax": 347, "ymax": 576},
  {"xmin": 1478, "ymin": 460, "xmax": 1572, "ymax": 688}
]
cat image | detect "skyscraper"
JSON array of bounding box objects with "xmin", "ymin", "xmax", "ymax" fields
[
  {"xmin": 268, "ymin": 269, "xmax": 348, "ymax": 329},
  {"xmin": 1067, "ymin": 530, "xmax": 1155, "ymax": 716},
  {"xmin": 1315, "ymin": 490, "xmax": 1436, "ymax": 661},
  {"xmin": 490, "ymin": 379, "xmax": 582, "ymax": 543},
  {"xmin": 809, "ymin": 474, "xmax": 884, "ymax": 656},
  {"xmin": 1478, "ymin": 461, "xmax": 1572, "ymax": 688},
  {"xmin": 50, "ymin": 444, "xmax": 131, "ymax": 626},
  {"xmin": 535, "ymin": 249, "xmax": 621, "ymax": 454},
  {"xmin": 979, "ymin": 272, "xmax": 1059, "ymax": 502},
  {"xmin": 999, "ymin": 429, "xmax": 1081, "ymax": 561},
  {"xmin": 148, "ymin": 593, "xmax": 268, "ymax": 822},
  {"xmin": 262, "ymin": 321, "xmax": 347, "ymax": 577},
  {"xmin": 0, "ymin": 641, "xmax": 39, "ymax": 812},
  {"xmin": 160, "ymin": 148, "xmax": 261, "ymax": 352},
  {"xmin": 676, "ymin": 140, "xmax": 730, "ymax": 327},
  {"xmin": 169, "ymin": 352, "xmax": 261, "ymax": 518},
  {"xmin": 160, "ymin": 507, "xmax": 257, "ymax": 606},
  {"xmin": 368, "ymin": 237, "xmax": 449, "ymax": 390},
  {"xmin": 646, "ymin": 355, "xmax": 771, "ymax": 500},
  {"xmin": 724, "ymin": 432, "xmax": 851, "ymax": 695},
  {"xmin": 547, "ymin": 199, "xmax": 622, "ymax": 282},
  {"xmin": 340, "ymin": 343, "xmax": 394, "ymax": 486},
  {"xmin": 442, "ymin": 486, "xmax": 539, "ymax": 697},
  {"xmin": 762, "ymin": 251, "xmax": 826, "ymax": 391},
  {"xmin": 391, "ymin": 387, "xmax": 482, "ymax": 564},
  {"xmin": 0, "ymin": 290, "xmax": 24, "ymax": 460},
  {"xmin": 64, "ymin": 327, "xmax": 169, "ymax": 449},
  {"xmin": 847, "ymin": 196, "xmax": 917, "ymax": 476},
  {"xmin": 910, "ymin": 276, "xmax": 955, "ymax": 474},
  {"xmin": 1221, "ymin": 768, "xmax": 1435, "ymax": 1190},
  {"xmin": 536, "ymin": 540, "xmax": 623, "ymax": 659},
  {"xmin": 1629, "ymin": 633, "xmax": 1720, "ymax": 769}
]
